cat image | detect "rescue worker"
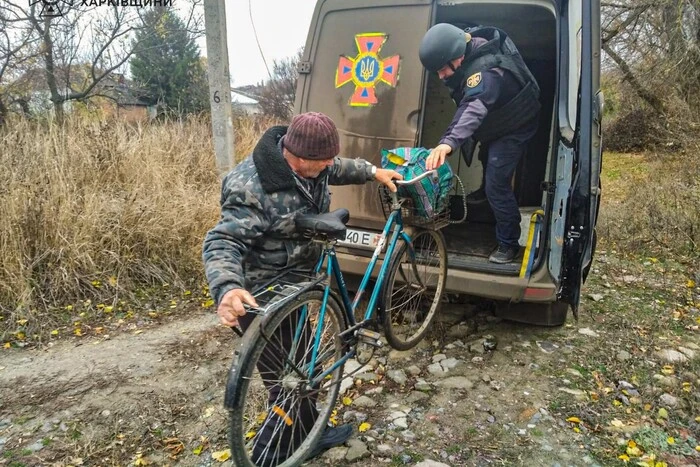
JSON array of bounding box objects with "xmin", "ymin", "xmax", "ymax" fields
[
  {"xmin": 420, "ymin": 23, "xmax": 541, "ymax": 263},
  {"xmin": 202, "ymin": 111, "xmax": 402, "ymax": 466}
]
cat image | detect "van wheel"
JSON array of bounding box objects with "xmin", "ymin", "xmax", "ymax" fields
[{"xmin": 495, "ymin": 300, "xmax": 569, "ymax": 327}]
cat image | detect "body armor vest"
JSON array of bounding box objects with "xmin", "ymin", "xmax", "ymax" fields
[{"xmin": 451, "ymin": 26, "xmax": 541, "ymax": 143}]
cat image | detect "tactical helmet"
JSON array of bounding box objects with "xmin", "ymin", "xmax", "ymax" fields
[{"xmin": 419, "ymin": 23, "xmax": 470, "ymax": 72}]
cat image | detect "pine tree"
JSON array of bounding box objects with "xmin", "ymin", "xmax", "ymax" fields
[{"xmin": 130, "ymin": 9, "xmax": 207, "ymax": 116}]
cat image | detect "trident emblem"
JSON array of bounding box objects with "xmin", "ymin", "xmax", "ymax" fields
[{"xmin": 360, "ymin": 58, "xmax": 376, "ymax": 82}]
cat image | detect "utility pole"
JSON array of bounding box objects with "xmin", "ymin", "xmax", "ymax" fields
[{"xmin": 204, "ymin": 0, "xmax": 235, "ymax": 174}]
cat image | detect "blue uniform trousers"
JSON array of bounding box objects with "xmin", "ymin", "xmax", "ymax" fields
[{"xmin": 483, "ymin": 118, "xmax": 539, "ymax": 247}]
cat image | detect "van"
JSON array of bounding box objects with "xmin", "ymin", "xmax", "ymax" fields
[{"xmin": 294, "ymin": 0, "xmax": 602, "ymax": 325}]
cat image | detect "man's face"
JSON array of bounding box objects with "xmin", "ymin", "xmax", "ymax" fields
[
  {"xmin": 296, "ymin": 157, "xmax": 334, "ymax": 179},
  {"xmin": 437, "ymin": 56, "xmax": 464, "ymax": 80}
]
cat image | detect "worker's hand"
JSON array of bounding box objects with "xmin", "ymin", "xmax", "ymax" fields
[
  {"xmin": 426, "ymin": 144, "xmax": 453, "ymax": 170},
  {"xmin": 217, "ymin": 288, "xmax": 258, "ymax": 327},
  {"xmin": 375, "ymin": 168, "xmax": 403, "ymax": 193}
]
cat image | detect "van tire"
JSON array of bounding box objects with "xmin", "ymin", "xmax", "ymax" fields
[{"xmin": 495, "ymin": 300, "xmax": 569, "ymax": 326}]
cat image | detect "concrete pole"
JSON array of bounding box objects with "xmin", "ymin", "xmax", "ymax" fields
[{"xmin": 204, "ymin": 0, "xmax": 235, "ymax": 174}]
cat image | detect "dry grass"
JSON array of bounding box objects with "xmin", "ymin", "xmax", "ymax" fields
[
  {"xmin": 598, "ymin": 149, "xmax": 700, "ymax": 263},
  {"xmin": 0, "ymin": 114, "xmax": 277, "ymax": 337}
]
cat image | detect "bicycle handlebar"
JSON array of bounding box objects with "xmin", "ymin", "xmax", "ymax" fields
[{"xmin": 395, "ymin": 170, "xmax": 438, "ymax": 186}]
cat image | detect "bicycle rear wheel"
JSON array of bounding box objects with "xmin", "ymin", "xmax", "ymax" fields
[
  {"xmin": 382, "ymin": 229, "xmax": 447, "ymax": 350},
  {"xmin": 228, "ymin": 289, "xmax": 346, "ymax": 467}
]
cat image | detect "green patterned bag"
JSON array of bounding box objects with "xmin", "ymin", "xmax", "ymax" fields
[{"xmin": 380, "ymin": 147, "xmax": 453, "ymax": 218}]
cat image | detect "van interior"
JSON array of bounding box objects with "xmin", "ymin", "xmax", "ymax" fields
[{"xmin": 419, "ymin": 2, "xmax": 557, "ymax": 276}]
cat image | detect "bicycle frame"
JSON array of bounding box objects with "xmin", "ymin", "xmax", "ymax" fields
[{"xmin": 300, "ymin": 191, "xmax": 417, "ymax": 386}]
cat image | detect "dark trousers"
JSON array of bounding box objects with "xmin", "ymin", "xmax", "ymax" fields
[
  {"xmin": 239, "ymin": 309, "xmax": 319, "ymax": 465},
  {"xmin": 481, "ymin": 119, "xmax": 539, "ymax": 247}
]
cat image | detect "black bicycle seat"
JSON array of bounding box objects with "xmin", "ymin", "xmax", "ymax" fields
[{"xmin": 295, "ymin": 208, "xmax": 350, "ymax": 240}]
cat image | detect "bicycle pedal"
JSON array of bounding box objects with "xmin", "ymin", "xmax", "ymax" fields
[{"xmin": 356, "ymin": 328, "xmax": 383, "ymax": 348}]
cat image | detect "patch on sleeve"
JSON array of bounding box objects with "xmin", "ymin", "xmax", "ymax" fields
[{"xmin": 466, "ymin": 72, "xmax": 482, "ymax": 88}]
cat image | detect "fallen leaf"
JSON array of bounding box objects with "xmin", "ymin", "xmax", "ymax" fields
[
  {"xmin": 658, "ymin": 408, "xmax": 669, "ymax": 419},
  {"xmin": 573, "ymin": 427, "xmax": 581, "ymax": 433},
  {"xmin": 212, "ymin": 449, "xmax": 231, "ymax": 462},
  {"xmin": 667, "ymin": 437, "xmax": 675, "ymax": 444},
  {"xmin": 74, "ymin": 329, "xmax": 83, "ymax": 337},
  {"xmin": 134, "ymin": 330, "xmax": 144, "ymax": 335},
  {"xmin": 51, "ymin": 330, "xmax": 59, "ymax": 336},
  {"xmin": 611, "ymin": 419, "xmax": 624, "ymax": 427},
  {"xmin": 202, "ymin": 299, "xmax": 215, "ymax": 308},
  {"xmin": 203, "ymin": 407, "xmax": 215, "ymax": 418},
  {"xmin": 192, "ymin": 445, "xmax": 204, "ymax": 455},
  {"xmin": 661, "ymin": 365, "xmax": 674, "ymax": 375},
  {"xmin": 17, "ymin": 319, "xmax": 28, "ymax": 325},
  {"xmin": 618, "ymin": 454, "xmax": 630, "ymax": 462},
  {"xmin": 358, "ymin": 422, "xmax": 371, "ymax": 433},
  {"xmin": 3, "ymin": 343, "xmax": 10, "ymax": 349},
  {"xmin": 688, "ymin": 280, "xmax": 696, "ymax": 288},
  {"xmin": 342, "ymin": 397, "xmax": 352, "ymax": 406},
  {"xmin": 108, "ymin": 276, "xmax": 118, "ymax": 287},
  {"xmin": 627, "ymin": 445, "xmax": 642, "ymax": 457},
  {"xmin": 65, "ymin": 305, "xmax": 73, "ymax": 311},
  {"xmin": 104, "ymin": 306, "xmax": 114, "ymax": 313}
]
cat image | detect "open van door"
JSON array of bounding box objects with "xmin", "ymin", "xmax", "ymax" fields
[
  {"xmin": 557, "ymin": 0, "xmax": 603, "ymax": 314},
  {"xmin": 295, "ymin": 0, "xmax": 433, "ymax": 227}
]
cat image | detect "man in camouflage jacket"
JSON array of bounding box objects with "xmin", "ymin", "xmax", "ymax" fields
[{"xmin": 202, "ymin": 112, "xmax": 401, "ymax": 465}]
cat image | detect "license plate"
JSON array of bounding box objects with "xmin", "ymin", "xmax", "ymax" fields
[{"xmin": 338, "ymin": 228, "xmax": 382, "ymax": 250}]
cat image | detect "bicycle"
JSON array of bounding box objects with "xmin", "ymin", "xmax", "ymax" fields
[{"xmin": 224, "ymin": 170, "xmax": 448, "ymax": 467}]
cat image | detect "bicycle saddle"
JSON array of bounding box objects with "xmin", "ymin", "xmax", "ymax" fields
[{"xmin": 295, "ymin": 208, "xmax": 350, "ymax": 240}]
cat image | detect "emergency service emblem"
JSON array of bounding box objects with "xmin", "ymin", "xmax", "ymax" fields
[
  {"xmin": 467, "ymin": 72, "xmax": 482, "ymax": 88},
  {"xmin": 335, "ymin": 33, "xmax": 400, "ymax": 107}
]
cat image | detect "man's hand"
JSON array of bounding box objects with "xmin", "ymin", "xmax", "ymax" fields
[
  {"xmin": 217, "ymin": 288, "xmax": 258, "ymax": 327},
  {"xmin": 375, "ymin": 168, "xmax": 403, "ymax": 193},
  {"xmin": 426, "ymin": 144, "xmax": 453, "ymax": 170}
]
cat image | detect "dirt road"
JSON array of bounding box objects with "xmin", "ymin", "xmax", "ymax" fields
[{"xmin": 2, "ymin": 251, "xmax": 699, "ymax": 467}]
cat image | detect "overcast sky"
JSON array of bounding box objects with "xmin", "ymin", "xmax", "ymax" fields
[{"xmin": 215, "ymin": 0, "xmax": 318, "ymax": 87}]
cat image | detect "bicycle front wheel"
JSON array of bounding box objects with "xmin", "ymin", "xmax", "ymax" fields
[
  {"xmin": 228, "ymin": 289, "xmax": 346, "ymax": 467},
  {"xmin": 382, "ymin": 229, "xmax": 447, "ymax": 350}
]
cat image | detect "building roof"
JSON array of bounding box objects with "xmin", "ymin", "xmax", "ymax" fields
[{"xmin": 231, "ymin": 90, "xmax": 259, "ymax": 105}]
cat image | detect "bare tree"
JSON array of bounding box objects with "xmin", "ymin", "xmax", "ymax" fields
[
  {"xmin": 0, "ymin": 1, "xmax": 204, "ymax": 123},
  {"xmin": 0, "ymin": 3, "xmax": 41, "ymax": 125},
  {"xmin": 602, "ymin": 0, "xmax": 700, "ymax": 118},
  {"xmin": 256, "ymin": 49, "xmax": 303, "ymax": 120}
]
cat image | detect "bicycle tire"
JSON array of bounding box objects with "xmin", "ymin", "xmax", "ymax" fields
[
  {"xmin": 228, "ymin": 289, "xmax": 346, "ymax": 467},
  {"xmin": 382, "ymin": 229, "xmax": 447, "ymax": 350}
]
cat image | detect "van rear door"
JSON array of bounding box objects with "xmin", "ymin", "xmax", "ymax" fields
[
  {"xmin": 557, "ymin": 0, "xmax": 603, "ymax": 313},
  {"xmin": 295, "ymin": 0, "xmax": 433, "ymax": 227}
]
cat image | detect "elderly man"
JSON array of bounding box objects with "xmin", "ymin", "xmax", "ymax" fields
[{"xmin": 202, "ymin": 111, "xmax": 401, "ymax": 465}]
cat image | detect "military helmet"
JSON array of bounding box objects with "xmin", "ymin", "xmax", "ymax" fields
[{"xmin": 419, "ymin": 23, "xmax": 470, "ymax": 72}]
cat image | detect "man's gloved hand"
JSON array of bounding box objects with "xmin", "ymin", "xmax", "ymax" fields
[
  {"xmin": 426, "ymin": 144, "xmax": 453, "ymax": 170},
  {"xmin": 217, "ymin": 288, "xmax": 258, "ymax": 327}
]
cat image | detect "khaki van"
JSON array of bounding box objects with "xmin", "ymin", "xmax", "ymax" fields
[{"xmin": 294, "ymin": 0, "xmax": 602, "ymax": 325}]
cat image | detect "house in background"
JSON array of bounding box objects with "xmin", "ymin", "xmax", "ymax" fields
[
  {"xmin": 231, "ymin": 89, "xmax": 261, "ymax": 115},
  {"xmin": 7, "ymin": 67, "xmax": 155, "ymax": 121}
]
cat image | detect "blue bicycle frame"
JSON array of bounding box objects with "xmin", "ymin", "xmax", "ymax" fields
[{"xmin": 294, "ymin": 197, "xmax": 417, "ymax": 387}]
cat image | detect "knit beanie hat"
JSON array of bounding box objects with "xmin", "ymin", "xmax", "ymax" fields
[{"xmin": 282, "ymin": 112, "xmax": 340, "ymax": 160}]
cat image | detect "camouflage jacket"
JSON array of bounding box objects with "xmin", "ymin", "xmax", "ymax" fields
[{"xmin": 202, "ymin": 125, "xmax": 375, "ymax": 305}]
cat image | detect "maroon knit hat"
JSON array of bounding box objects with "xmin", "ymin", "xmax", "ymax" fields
[{"xmin": 282, "ymin": 112, "xmax": 340, "ymax": 160}]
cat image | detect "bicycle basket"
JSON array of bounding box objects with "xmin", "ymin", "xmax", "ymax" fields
[{"xmin": 380, "ymin": 147, "xmax": 466, "ymax": 228}]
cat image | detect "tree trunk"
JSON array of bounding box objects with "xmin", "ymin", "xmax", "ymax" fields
[
  {"xmin": 602, "ymin": 42, "xmax": 665, "ymax": 116},
  {"xmin": 40, "ymin": 16, "xmax": 64, "ymax": 124}
]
